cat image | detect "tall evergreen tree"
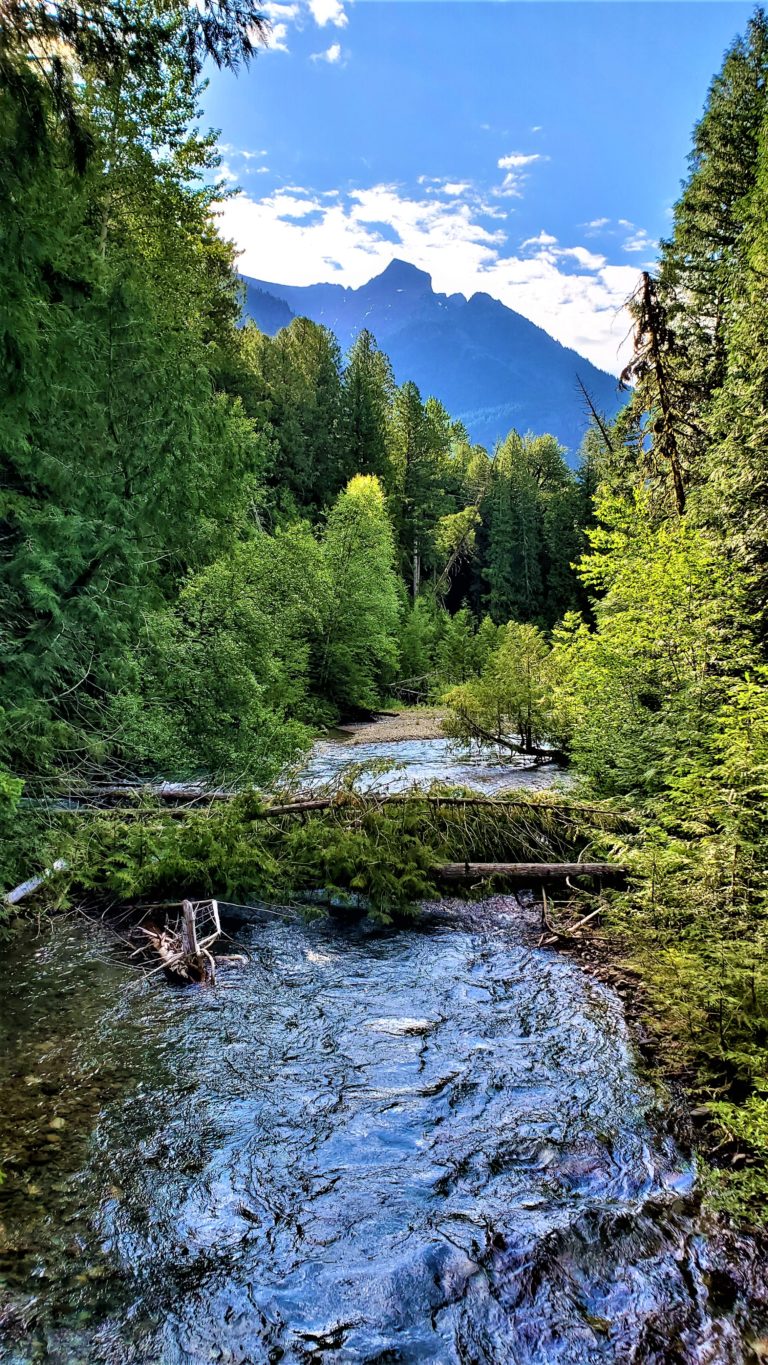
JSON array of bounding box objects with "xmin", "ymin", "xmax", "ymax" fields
[
  {"xmin": 647, "ymin": 8, "xmax": 768, "ymax": 486},
  {"xmin": 342, "ymin": 329, "xmax": 395, "ymax": 489},
  {"xmin": 481, "ymin": 433, "xmax": 543, "ymax": 623}
]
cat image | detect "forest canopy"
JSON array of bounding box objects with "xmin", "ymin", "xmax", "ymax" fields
[{"xmin": 0, "ymin": 0, "xmax": 592, "ymax": 887}]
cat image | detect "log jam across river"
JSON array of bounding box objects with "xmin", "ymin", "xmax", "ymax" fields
[{"xmin": 0, "ymin": 729, "xmax": 758, "ymax": 1362}]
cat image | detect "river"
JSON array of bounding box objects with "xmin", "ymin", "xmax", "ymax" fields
[{"xmin": 0, "ymin": 732, "xmax": 757, "ymax": 1362}]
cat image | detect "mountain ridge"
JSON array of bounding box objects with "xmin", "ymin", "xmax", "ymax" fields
[{"xmin": 241, "ymin": 258, "xmax": 624, "ymax": 457}]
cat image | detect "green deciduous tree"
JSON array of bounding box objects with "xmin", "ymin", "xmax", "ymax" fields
[
  {"xmin": 318, "ymin": 475, "xmax": 402, "ymax": 711},
  {"xmin": 444, "ymin": 621, "xmax": 560, "ymax": 755}
]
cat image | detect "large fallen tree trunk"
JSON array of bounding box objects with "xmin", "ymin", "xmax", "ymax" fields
[
  {"xmin": 4, "ymin": 859, "xmax": 68, "ymax": 906},
  {"xmin": 435, "ymin": 861, "xmax": 627, "ymax": 882},
  {"xmin": 70, "ymin": 791, "xmax": 632, "ymax": 824}
]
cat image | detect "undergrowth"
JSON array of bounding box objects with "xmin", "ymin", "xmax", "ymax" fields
[{"xmin": 55, "ymin": 783, "xmax": 617, "ymax": 921}]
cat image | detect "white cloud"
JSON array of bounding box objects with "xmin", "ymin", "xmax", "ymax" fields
[
  {"xmin": 219, "ymin": 142, "xmax": 270, "ymax": 173},
  {"xmin": 263, "ymin": 21, "xmax": 290, "ymax": 51},
  {"xmin": 493, "ymin": 151, "xmax": 545, "ymax": 200},
  {"xmin": 497, "ymin": 152, "xmax": 541, "ymax": 170},
  {"xmin": 559, "ymin": 245, "xmax": 607, "ymax": 270},
  {"xmin": 522, "ymin": 230, "xmax": 558, "ymax": 249},
  {"xmin": 495, "ymin": 172, "xmax": 525, "ymax": 199},
  {"xmin": 311, "ymin": 41, "xmax": 343, "ymax": 62},
  {"xmin": 263, "ymin": 1, "xmax": 300, "ymax": 16},
  {"xmin": 307, "ymin": 0, "xmax": 348, "ymax": 27},
  {"xmin": 218, "ymin": 183, "xmax": 642, "ymax": 372},
  {"xmin": 418, "ymin": 176, "xmax": 474, "ymax": 198},
  {"xmin": 584, "ymin": 217, "xmax": 609, "ymax": 231}
]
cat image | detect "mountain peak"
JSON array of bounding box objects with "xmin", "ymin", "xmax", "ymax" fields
[
  {"xmin": 369, "ymin": 258, "xmax": 433, "ymax": 292},
  {"xmin": 240, "ymin": 263, "xmax": 624, "ymax": 456}
]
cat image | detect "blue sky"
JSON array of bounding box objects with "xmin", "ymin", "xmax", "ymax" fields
[{"xmin": 205, "ymin": 1, "xmax": 755, "ymax": 373}]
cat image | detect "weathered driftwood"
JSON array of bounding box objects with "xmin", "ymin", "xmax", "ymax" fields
[
  {"xmin": 141, "ymin": 898, "xmax": 221, "ymax": 984},
  {"xmin": 435, "ymin": 861, "xmax": 627, "ymax": 882},
  {"xmin": 3, "ymin": 859, "xmax": 68, "ymax": 906}
]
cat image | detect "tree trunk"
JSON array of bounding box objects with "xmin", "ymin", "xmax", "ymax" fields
[{"xmin": 436, "ymin": 861, "xmax": 627, "ymax": 881}]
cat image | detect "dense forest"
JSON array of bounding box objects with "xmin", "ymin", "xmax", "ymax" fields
[
  {"xmin": 0, "ymin": 0, "xmax": 593, "ymax": 885},
  {"xmin": 4, "ymin": 0, "xmax": 768, "ymax": 1225}
]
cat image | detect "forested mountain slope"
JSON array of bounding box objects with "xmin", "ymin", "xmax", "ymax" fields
[{"xmin": 241, "ymin": 259, "xmax": 624, "ymax": 457}]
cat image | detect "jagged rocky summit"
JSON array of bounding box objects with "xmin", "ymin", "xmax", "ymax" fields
[{"xmin": 241, "ymin": 258, "xmax": 624, "ymax": 458}]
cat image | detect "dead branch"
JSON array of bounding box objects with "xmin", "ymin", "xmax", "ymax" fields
[
  {"xmin": 4, "ymin": 859, "xmax": 68, "ymax": 906},
  {"xmin": 139, "ymin": 898, "xmax": 221, "ymax": 985}
]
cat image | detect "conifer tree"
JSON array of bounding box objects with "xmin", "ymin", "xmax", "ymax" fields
[
  {"xmin": 653, "ymin": 8, "xmax": 768, "ymax": 477},
  {"xmin": 342, "ymin": 330, "xmax": 395, "ymax": 489},
  {"xmin": 481, "ymin": 432, "xmax": 543, "ymax": 623}
]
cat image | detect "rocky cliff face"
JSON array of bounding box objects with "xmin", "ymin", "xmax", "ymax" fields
[{"xmin": 242, "ymin": 258, "xmax": 624, "ymax": 458}]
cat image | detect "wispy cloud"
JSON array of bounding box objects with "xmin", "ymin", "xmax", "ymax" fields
[
  {"xmin": 622, "ymin": 226, "xmax": 656, "ymax": 254},
  {"xmin": 262, "ymin": 1, "xmax": 300, "ymax": 16},
  {"xmin": 219, "ymin": 143, "xmax": 269, "ymax": 162},
  {"xmin": 218, "ymin": 144, "xmax": 271, "ymax": 179},
  {"xmin": 582, "ymin": 216, "xmax": 657, "ymax": 260},
  {"xmin": 498, "ymin": 152, "xmax": 541, "ymax": 171},
  {"xmin": 257, "ymin": 0, "xmax": 349, "ymax": 53},
  {"xmin": 263, "ymin": 20, "xmax": 290, "ymax": 51},
  {"xmin": 522, "ymin": 230, "xmax": 558, "ymax": 249},
  {"xmin": 494, "ymin": 150, "xmax": 544, "ymax": 199},
  {"xmin": 418, "ymin": 175, "xmax": 474, "ymax": 198},
  {"xmin": 219, "ymin": 182, "xmax": 640, "ymax": 372}
]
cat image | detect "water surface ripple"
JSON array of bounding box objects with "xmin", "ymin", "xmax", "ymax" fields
[{"xmin": 0, "ymin": 738, "xmax": 747, "ymax": 1362}]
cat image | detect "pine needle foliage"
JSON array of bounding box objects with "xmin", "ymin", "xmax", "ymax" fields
[{"xmin": 49, "ymin": 787, "xmax": 618, "ymax": 924}]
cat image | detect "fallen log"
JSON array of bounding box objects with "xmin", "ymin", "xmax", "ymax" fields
[
  {"xmin": 442, "ymin": 712, "xmax": 568, "ymax": 765},
  {"xmin": 4, "ymin": 859, "xmax": 68, "ymax": 906},
  {"xmin": 85, "ymin": 782, "xmax": 233, "ymax": 803},
  {"xmin": 83, "ymin": 792, "xmax": 634, "ymax": 824},
  {"xmin": 435, "ymin": 861, "xmax": 628, "ymax": 882}
]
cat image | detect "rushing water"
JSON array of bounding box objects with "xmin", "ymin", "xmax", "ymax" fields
[
  {"xmin": 298, "ymin": 735, "xmax": 563, "ymax": 795},
  {"xmin": 0, "ymin": 736, "xmax": 756, "ymax": 1362}
]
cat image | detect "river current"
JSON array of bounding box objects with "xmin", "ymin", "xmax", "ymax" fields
[{"xmin": 0, "ymin": 735, "xmax": 755, "ymax": 1362}]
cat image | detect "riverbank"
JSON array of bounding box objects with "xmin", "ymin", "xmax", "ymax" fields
[{"xmin": 335, "ymin": 705, "xmax": 447, "ymax": 745}]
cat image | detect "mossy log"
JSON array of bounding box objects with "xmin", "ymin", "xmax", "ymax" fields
[{"xmin": 435, "ymin": 861, "xmax": 627, "ymax": 882}]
